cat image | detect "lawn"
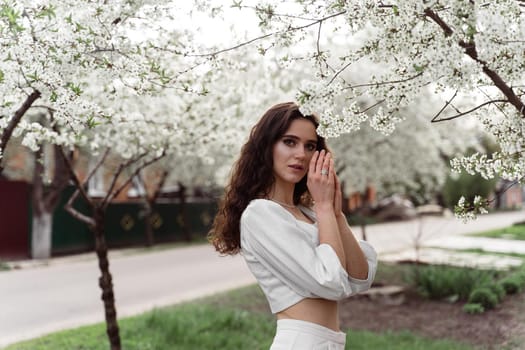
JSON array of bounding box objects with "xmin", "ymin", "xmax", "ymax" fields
[
  {"xmin": 5, "ymin": 283, "xmax": 476, "ymax": 350},
  {"xmin": 473, "ymin": 223, "xmax": 525, "ymax": 240}
]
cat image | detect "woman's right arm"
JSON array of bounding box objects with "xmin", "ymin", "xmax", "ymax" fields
[{"xmin": 307, "ymin": 150, "xmax": 346, "ymax": 268}]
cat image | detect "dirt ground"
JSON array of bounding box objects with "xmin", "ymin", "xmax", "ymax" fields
[{"xmin": 339, "ymin": 287, "xmax": 525, "ymax": 349}]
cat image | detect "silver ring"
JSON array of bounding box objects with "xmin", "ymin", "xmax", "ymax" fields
[{"xmin": 320, "ymin": 169, "xmax": 328, "ymax": 175}]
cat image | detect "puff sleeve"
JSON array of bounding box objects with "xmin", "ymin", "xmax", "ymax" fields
[{"xmin": 240, "ymin": 200, "xmax": 377, "ymax": 300}]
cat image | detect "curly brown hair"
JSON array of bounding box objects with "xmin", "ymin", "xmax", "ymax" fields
[{"xmin": 209, "ymin": 102, "xmax": 327, "ymax": 255}]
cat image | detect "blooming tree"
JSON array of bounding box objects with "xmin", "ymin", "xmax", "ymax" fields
[
  {"xmin": 196, "ymin": 0, "xmax": 525, "ymax": 219},
  {"xmin": 0, "ymin": 1, "xmax": 240, "ymax": 349}
]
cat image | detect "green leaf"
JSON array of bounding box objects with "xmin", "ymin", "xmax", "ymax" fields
[
  {"xmin": 74, "ymin": 22, "xmax": 85, "ymax": 33},
  {"xmin": 1, "ymin": 4, "xmax": 24, "ymax": 32},
  {"xmin": 36, "ymin": 5, "xmax": 56, "ymax": 19},
  {"xmin": 26, "ymin": 71, "xmax": 39, "ymax": 82},
  {"xmin": 392, "ymin": 5, "xmax": 399, "ymax": 15},
  {"xmin": 466, "ymin": 24, "xmax": 477, "ymax": 39},
  {"xmin": 66, "ymin": 82, "xmax": 83, "ymax": 96},
  {"xmin": 231, "ymin": 0, "xmax": 243, "ymax": 9},
  {"xmin": 50, "ymin": 90, "xmax": 58, "ymax": 102},
  {"xmin": 0, "ymin": 69, "xmax": 4, "ymax": 83},
  {"xmin": 412, "ymin": 64, "xmax": 425, "ymax": 73},
  {"xmin": 86, "ymin": 115, "xmax": 100, "ymax": 129},
  {"xmin": 297, "ymin": 89, "xmax": 311, "ymax": 104}
]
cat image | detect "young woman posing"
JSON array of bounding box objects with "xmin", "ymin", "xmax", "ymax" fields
[{"xmin": 210, "ymin": 102, "xmax": 377, "ymax": 350}]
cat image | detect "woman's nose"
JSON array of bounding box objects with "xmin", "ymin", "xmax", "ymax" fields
[{"xmin": 294, "ymin": 146, "xmax": 306, "ymax": 159}]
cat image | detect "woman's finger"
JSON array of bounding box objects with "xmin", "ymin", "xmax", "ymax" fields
[
  {"xmin": 316, "ymin": 149, "xmax": 326, "ymax": 174},
  {"xmin": 321, "ymin": 152, "xmax": 331, "ymax": 177},
  {"xmin": 309, "ymin": 150, "xmax": 319, "ymax": 175}
]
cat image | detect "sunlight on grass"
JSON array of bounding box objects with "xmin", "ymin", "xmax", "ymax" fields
[
  {"xmin": 473, "ymin": 224, "xmax": 525, "ymax": 240},
  {"xmin": 5, "ymin": 284, "xmax": 476, "ymax": 350},
  {"xmin": 346, "ymin": 329, "xmax": 474, "ymax": 350}
]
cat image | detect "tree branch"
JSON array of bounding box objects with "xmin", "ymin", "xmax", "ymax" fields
[
  {"xmin": 430, "ymin": 90, "xmax": 458, "ymax": 122},
  {"xmin": 237, "ymin": 5, "xmax": 319, "ymax": 21},
  {"xmin": 431, "ymin": 99, "xmax": 510, "ymax": 123},
  {"xmin": 43, "ymin": 111, "xmax": 73, "ymax": 210},
  {"xmin": 64, "ymin": 186, "xmax": 96, "ymax": 227},
  {"xmin": 186, "ymin": 11, "xmax": 346, "ymax": 58},
  {"xmin": 102, "ymin": 151, "xmax": 148, "ymax": 205},
  {"xmin": 84, "ymin": 148, "xmax": 111, "ymax": 190},
  {"xmin": 0, "ymin": 89, "xmax": 41, "ymax": 154},
  {"xmin": 102, "ymin": 151, "xmax": 166, "ymax": 210},
  {"xmin": 59, "ymin": 147, "xmax": 96, "ymax": 226},
  {"xmin": 146, "ymin": 169, "xmax": 169, "ymax": 204},
  {"xmin": 345, "ymin": 71, "xmax": 423, "ymax": 89},
  {"xmin": 487, "ymin": 178, "xmax": 522, "ymax": 206},
  {"xmin": 424, "ymin": 8, "xmax": 525, "ymax": 118},
  {"xmin": 59, "ymin": 146, "xmax": 95, "ymax": 211}
]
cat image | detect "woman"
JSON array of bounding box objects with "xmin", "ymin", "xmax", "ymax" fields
[{"xmin": 210, "ymin": 102, "xmax": 377, "ymax": 349}]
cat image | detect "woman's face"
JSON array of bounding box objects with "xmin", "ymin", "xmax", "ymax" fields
[{"xmin": 272, "ymin": 118, "xmax": 318, "ymax": 187}]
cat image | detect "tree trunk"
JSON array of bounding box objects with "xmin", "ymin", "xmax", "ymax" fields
[
  {"xmin": 31, "ymin": 146, "xmax": 52, "ymax": 259},
  {"xmin": 360, "ymin": 222, "xmax": 367, "ymax": 241},
  {"xmin": 144, "ymin": 200, "xmax": 155, "ymax": 247},
  {"xmin": 31, "ymin": 212, "xmax": 53, "ymax": 259},
  {"xmin": 93, "ymin": 208, "xmax": 121, "ymax": 350},
  {"xmin": 178, "ymin": 182, "xmax": 191, "ymax": 242},
  {"xmin": 31, "ymin": 143, "xmax": 70, "ymax": 259},
  {"xmin": 140, "ymin": 170, "xmax": 169, "ymax": 247}
]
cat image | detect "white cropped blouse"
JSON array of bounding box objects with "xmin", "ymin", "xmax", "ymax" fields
[{"xmin": 240, "ymin": 199, "xmax": 378, "ymax": 314}]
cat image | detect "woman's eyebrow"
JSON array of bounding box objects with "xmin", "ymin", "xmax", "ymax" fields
[{"xmin": 282, "ymin": 134, "xmax": 318, "ymax": 144}]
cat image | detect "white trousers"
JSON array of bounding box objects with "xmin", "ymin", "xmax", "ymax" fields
[{"xmin": 269, "ymin": 319, "xmax": 346, "ymax": 350}]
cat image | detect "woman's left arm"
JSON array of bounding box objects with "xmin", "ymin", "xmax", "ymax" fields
[{"xmin": 334, "ymin": 175, "xmax": 372, "ymax": 280}]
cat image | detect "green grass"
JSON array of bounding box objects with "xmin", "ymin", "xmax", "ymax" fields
[
  {"xmin": 473, "ymin": 224, "xmax": 525, "ymax": 240},
  {"xmin": 344, "ymin": 329, "xmax": 474, "ymax": 350},
  {"xmin": 436, "ymin": 247, "xmax": 525, "ymax": 260},
  {"xmin": 5, "ymin": 284, "xmax": 476, "ymax": 350},
  {"xmin": 0, "ymin": 260, "xmax": 11, "ymax": 271}
]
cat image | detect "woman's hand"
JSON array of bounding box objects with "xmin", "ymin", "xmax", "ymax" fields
[{"xmin": 307, "ymin": 150, "xmax": 335, "ymax": 210}]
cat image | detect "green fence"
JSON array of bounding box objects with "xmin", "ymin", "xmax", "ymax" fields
[{"xmin": 51, "ymin": 186, "xmax": 217, "ymax": 255}]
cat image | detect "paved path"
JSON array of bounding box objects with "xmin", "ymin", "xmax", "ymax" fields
[
  {"xmin": 426, "ymin": 235, "xmax": 525, "ymax": 254},
  {"xmin": 0, "ymin": 245, "xmax": 255, "ymax": 348},
  {"xmin": 361, "ymin": 210, "xmax": 525, "ymax": 255},
  {"xmin": 1, "ymin": 209, "xmax": 524, "ymax": 347}
]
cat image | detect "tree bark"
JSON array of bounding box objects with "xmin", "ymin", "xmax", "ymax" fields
[
  {"xmin": 360, "ymin": 222, "xmax": 367, "ymax": 242},
  {"xmin": 0, "ymin": 90, "xmax": 42, "ymax": 175},
  {"xmin": 142, "ymin": 170, "xmax": 169, "ymax": 247},
  {"xmin": 144, "ymin": 200, "xmax": 155, "ymax": 247},
  {"xmin": 31, "ymin": 212, "xmax": 53, "ymax": 259},
  {"xmin": 93, "ymin": 208, "xmax": 121, "ymax": 350},
  {"xmin": 31, "ymin": 141, "xmax": 71, "ymax": 259},
  {"xmin": 178, "ymin": 181, "xmax": 192, "ymax": 242}
]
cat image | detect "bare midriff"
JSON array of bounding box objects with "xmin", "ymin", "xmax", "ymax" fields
[{"xmin": 276, "ymin": 298, "xmax": 340, "ymax": 331}]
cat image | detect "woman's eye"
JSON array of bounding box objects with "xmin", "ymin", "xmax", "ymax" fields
[
  {"xmin": 283, "ymin": 139, "xmax": 295, "ymax": 146},
  {"xmin": 306, "ymin": 144, "xmax": 316, "ymax": 151}
]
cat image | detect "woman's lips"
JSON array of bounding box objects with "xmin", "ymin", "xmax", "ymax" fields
[{"xmin": 289, "ymin": 165, "xmax": 304, "ymax": 171}]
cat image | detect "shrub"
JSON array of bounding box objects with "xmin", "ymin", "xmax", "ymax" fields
[
  {"xmin": 468, "ymin": 288, "xmax": 498, "ymax": 310},
  {"xmin": 487, "ymin": 282, "xmax": 506, "ymax": 302},
  {"xmin": 500, "ymin": 277, "xmax": 523, "ymax": 294},
  {"xmin": 514, "ymin": 269, "xmax": 525, "ymax": 283},
  {"xmin": 411, "ymin": 265, "xmax": 494, "ymax": 301},
  {"xmin": 463, "ymin": 303, "xmax": 485, "ymax": 314},
  {"xmin": 442, "ymin": 172, "xmax": 497, "ymax": 210}
]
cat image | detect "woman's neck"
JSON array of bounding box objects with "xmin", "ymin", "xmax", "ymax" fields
[{"xmin": 268, "ymin": 183, "xmax": 295, "ymax": 206}]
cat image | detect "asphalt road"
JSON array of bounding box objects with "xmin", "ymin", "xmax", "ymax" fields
[
  {"xmin": 1, "ymin": 209, "xmax": 524, "ymax": 347},
  {"xmin": 0, "ymin": 245, "xmax": 255, "ymax": 347}
]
